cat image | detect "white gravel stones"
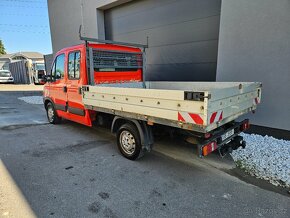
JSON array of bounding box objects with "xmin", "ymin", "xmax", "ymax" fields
[
  {"xmin": 18, "ymin": 96, "xmax": 43, "ymax": 105},
  {"xmin": 231, "ymin": 133, "xmax": 290, "ymax": 188}
]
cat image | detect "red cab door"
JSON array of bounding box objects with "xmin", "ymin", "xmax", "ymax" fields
[
  {"xmin": 66, "ymin": 50, "xmax": 92, "ymax": 126},
  {"xmin": 50, "ymin": 53, "xmax": 67, "ymax": 113}
]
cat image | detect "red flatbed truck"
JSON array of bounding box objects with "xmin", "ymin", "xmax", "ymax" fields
[{"xmin": 43, "ymin": 34, "xmax": 262, "ymax": 160}]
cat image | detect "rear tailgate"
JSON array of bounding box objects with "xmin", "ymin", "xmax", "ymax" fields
[{"xmin": 204, "ymin": 82, "xmax": 262, "ymax": 132}]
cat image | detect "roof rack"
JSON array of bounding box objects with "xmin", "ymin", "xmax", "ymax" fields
[
  {"xmin": 79, "ymin": 25, "xmax": 148, "ymax": 49},
  {"xmin": 78, "ymin": 25, "xmax": 148, "ymax": 86}
]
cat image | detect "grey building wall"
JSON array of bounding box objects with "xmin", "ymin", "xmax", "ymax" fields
[
  {"xmin": 217, "ymin": 0, "xmax": 290, "ymax": 131},
  {"xmin": 47, "ymin": 0, "xmax": 290, "ymax": 131},
  {"xmin": 48, "ymin": 0, "xmax": 133, "ymax": 54},
  {"xmin": 48, "ymin": 0, "xmax": 84, "ymax": 54}
]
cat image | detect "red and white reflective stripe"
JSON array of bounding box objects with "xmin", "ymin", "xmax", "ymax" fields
[
  {"xmin": 211, "ymin": 142, "xmax": 216, "ymax": 151},
  {"xmin": 253, "ymin": 97, "xmax": 260, "ymax": 105},
  {"xmin": 178, "ymin": 112, "xmax": 203, "ymax": 125},
  {"xmin": 209, "ymin": 110, "xmax": 223, "ymax": 124}
]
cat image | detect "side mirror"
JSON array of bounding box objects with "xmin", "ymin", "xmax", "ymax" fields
[{"xmin": 43, "ymin": 75, "xmax": 52, "ymax": 83}]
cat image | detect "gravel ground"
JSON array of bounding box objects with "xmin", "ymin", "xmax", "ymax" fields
[
  {"xmin": 18, "ymin": 96, "xmax": 43, "ymax": 105},
  {"xmin": 231, "ymin": 133, "xmax": 290, "ymax": 188}
]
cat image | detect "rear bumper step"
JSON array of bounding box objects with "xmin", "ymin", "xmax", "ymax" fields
[{"xmin": 198, "ymin": 119, "xmax": 249, "ymax": 157}]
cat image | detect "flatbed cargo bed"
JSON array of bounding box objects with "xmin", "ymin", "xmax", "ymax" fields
[{"xmin": 82, "ymin": 81, "xmax": 262, "ymax": 133}]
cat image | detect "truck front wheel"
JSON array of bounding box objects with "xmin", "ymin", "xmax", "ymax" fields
[
  {"xmin": 117, "ymin": 123, "xmax": 142, "ymax": 160},
  {"xmin": 46, "ymin": 102, "xmax": 61, "ymax": 124}
]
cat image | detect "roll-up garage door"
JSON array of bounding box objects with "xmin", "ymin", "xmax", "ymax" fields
[{"xmin": 104, "ymin": 0, "xmax": 221, "ymax": 81}]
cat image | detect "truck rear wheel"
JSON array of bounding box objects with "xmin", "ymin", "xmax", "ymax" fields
[
  {"xmin": 116, "ymin": 123, "xmax": 142, "ymax": 160},
  {"xmin": 46, "ymin": 102, "xmax": 61, "ymax": 124}
]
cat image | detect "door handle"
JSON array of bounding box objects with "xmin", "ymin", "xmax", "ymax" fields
[
  {"xmin": 63, "ymin": 86, "xmax": 67, "ymax": 93},
  {"xmin": 78, "ymin": 87, "xmax": 82, "ymax": 94}
]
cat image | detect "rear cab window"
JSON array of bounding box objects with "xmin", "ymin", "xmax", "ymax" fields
[{"xmin": 68, "ymin": 51, "xmax": 81, "ymax": 80}]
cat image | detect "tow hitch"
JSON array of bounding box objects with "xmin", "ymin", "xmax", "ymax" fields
[
  {"xmin": 219, "ymin": 136, "xmax": 246, "ymax": 157},
  {"xmin": 197, "ymin": 120, "xmax": 250, "ymax": 157}
]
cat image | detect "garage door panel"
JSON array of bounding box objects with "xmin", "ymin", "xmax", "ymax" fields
[
  {"xmin": 106, "ymin": 0, "xmax": 221, "ymax": 37},
  {"xmin": 146, "ymin": 63, "xmax": 216, "ymax": 81},
  {"xmin": 146, "ymin": 40, "xmax": 218, "ymax": 65},
  {"xmin": 111, "ymin": 15, "xmax": 220, "ymax": 48},
  {"xmin": 105, "ymin": 0, "xmax": 221, "ymax": 81},
  {"xmin": 105, "ymin": 0, "xmax": 177, "ymax": 21}
]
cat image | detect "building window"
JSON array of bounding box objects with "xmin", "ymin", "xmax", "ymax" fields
[{"xmin": 68, "ymin": 51, "xmax": 80, "ymax": 79}]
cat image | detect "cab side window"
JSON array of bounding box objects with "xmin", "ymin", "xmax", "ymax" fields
[
  {"xmin": 68, "ymin": 51, "xmax": 80, "ymax": 80},
  {"xmin": 51, "ymin": 54, "xmax": 65, "ymax": 81},
  {"xmin": 68, "ymin": 53, "xmax": 75, "ymax": 79}
]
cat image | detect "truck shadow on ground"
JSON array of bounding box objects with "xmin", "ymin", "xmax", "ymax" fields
[{"xmin": 62, "ymin": 120, "xmax": 290, "ymax": 197}]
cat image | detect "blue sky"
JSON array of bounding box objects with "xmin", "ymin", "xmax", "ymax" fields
[{"xmin": 0, "ymin": 0, "xmax": 52, "ymax": 54}]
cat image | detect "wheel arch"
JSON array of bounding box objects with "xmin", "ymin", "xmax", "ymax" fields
[
  {"xmin": 44, "ymin": 97, "xmax": 62, "ymax": 124},
  {"xmin": 111, "ymin": 116, "xmax": 154, "ymax": 152},
  {"xmin": 43, "ymin": 97, "xmax": 54, "ymax": 109}
]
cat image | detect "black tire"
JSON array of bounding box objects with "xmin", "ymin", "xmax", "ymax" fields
[
  {"xmin": 46, "ymin": 102, "xmax": 61, "ymax": 124},
  {"xmin": 116, "ymin": 123, "xmax": 142, "ymax": 160}
]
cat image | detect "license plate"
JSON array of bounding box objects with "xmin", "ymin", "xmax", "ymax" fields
[{"xmin": 221, "ymin": 129, "xmax": 234, "ymax": 141}]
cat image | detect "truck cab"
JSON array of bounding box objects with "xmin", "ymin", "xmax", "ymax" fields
[{"xmin": 43, "ymin": 43, "xmax": 143, "ymax": 126}]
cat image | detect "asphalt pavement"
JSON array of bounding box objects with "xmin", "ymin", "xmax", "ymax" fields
[{"xmin": 0, "ymin": 91, "xmax": 289, "ymax": 218}]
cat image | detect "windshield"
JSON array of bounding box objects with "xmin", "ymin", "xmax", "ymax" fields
[
  {"xmin": 35, "ymin": 63, "xmax": 45, "ymax": 71},
  {"xmin": 0, "ymin": 71, "xmax": 11, "ymax": 77}
]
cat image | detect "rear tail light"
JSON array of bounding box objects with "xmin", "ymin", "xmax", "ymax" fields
[
  {"xmin": 240, "ymin": 120, "xmax": 250, "ymax": 131},
  {"xmin": 202, "ymin": 141, "xmax": 217, "ymax": 156}
]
